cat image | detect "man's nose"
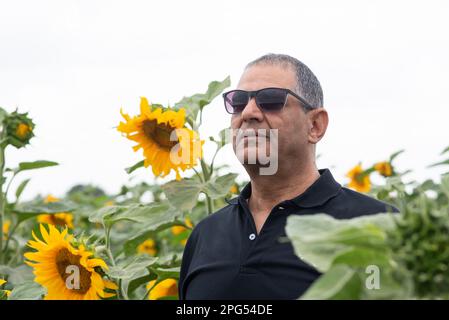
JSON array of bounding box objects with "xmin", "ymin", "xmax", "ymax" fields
[{"xmin": 240, "ymin": 97, "xmax": 264, "ymax": 122}]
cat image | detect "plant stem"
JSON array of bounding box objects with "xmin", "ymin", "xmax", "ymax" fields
[
  {"xmin": 0, "ymin": 130, "xmax": 6, "ymax": 264},
  {"xmin": 205, "ymin": 194, "xmax": 214, "ymax": 215},
  {"xmin": 3, "ymin": 221, "xmax": 18, "ymax": 256},
  {"xmin": 192, "ymin": 167, "xmax": 204, "ymax": 183},
  {"xmin": 209, "ymin": 145, "xmax": 220, "ymax": 177},
  {"xmin": 104, "ymin": 225, "xmax": 129, "ymax": 300}
]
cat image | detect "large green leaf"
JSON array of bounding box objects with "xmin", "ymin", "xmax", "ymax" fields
[
  {"xmin": 123, "ymin": 219, "xmax": 186, "ymax": 256},
  {"xmin": 89, "ymin": 201, "xmax": 181, "ymax": 229},
  {"xmin": 174, "ymin": 76, "xmax": 231, "ymax": 125},
  {"xmin": 109, "ymin": 255, "xmax": 179, "ymax": 299},
  {"xmin": 108, "ymin": 255, "xmax": 159, "ymax": 297},
  {"xmin": 331, "ymin": 247, "xmax": 390, "ymax": 268},
  {"xmin": 8, "ymin": 281, "xmax": 45, "ymax": 300},
  {"xmin": 161, "ymin": 178, "xmax": 204, "ymax": 212},
  {"xmin": 161, "ymin": 173, "xmax": 238, "ymax": 212},
  {"xmin": 13, "ymin": 200, "xmax": 77, "ymax": 223},
  {"xmin": 285, "ymin": 213, "xmax": 395, "ymax": 272},
  {"xmin": 0, "ymin": 265, "xmax": 34, "ymax": 286},
  {"xmin": 108, "ymin": 255, "xmax": 159, "ymax": 280},
  {"xmin": 126, "ymin": 254, "xmax": 182, "ymax": 297},
  {"xmin": 203, "ymin": 173, "xmax": 238, "ymax": 199},
  {"xmin": 300, "ymin": 265, "xmax": 362, "ymax": 300},
  {"xmin": 149, "ymin": 266, "xmax": 180, "ymax": 281}
]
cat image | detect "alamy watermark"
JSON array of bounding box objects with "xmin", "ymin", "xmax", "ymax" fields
[{"xmin": 365, "ymin": 264, "xmax": 381, "ymax": 290}]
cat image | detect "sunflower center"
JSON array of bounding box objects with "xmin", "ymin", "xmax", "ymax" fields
[
  {"xmin": 55, "ymin": 248, "xmax": 92, "ymax": 294},
  {"xmin": 142, "ymin": 120, "xmax": 178, "ymax": 149},
  {"xmin": 16, "ymin": 123, "xmax": 31, "ymax": 139},
  {"xmin": 50, "ymin": 215, "xmax": 68, "ymax": 227}
]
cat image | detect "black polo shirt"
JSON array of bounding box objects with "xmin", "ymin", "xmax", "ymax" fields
[{"xmin": 178, "ymin": 168, "xmax": 399, "ymax": 300}]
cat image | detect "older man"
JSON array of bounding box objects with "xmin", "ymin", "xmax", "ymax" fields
[{"xmin": 178, "ymin": 53, "xmax": 398, "ymax": 300}]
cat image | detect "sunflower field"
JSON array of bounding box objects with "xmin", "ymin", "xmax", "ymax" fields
[{"xmin": 1, "ymin": 77, "xmax": 448, "ymax": 300}]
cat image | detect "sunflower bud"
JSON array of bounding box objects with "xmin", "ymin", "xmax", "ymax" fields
[{"xmin": 5, "ymin": 110, "xmax": 35, "ymax": 148}]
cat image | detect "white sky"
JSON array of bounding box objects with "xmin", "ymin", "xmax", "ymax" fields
[{"xmin": 1, "ymin": 0, "xmax": 448, "ymax": 201}]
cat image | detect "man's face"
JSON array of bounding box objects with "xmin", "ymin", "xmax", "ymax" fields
[{"xmin": 231, "ymin": 63, "xmax": 313, "ymax": 171}]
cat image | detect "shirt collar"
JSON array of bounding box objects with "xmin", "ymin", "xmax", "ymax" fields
[{"xmin": 227, "ymin": 168, "xmax": 341, "ymax": 208}]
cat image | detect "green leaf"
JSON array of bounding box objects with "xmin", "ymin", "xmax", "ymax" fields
[
  {"xmin": 17, "ymin": 160, "xmax": 59, "ymax": 173},
  {"xmin": 389, "ymin": 149, "xmax": 405, "ymax": 162},
  {"xmin": 331, "ymin": 247, "xmax": 390, "ymax": 268},
  {"xmin": 440, "ymin": 145, "xmax": 449, "ymax": 155},
  {"xmin": 89, "ymin": 202, "xmax": 181, "ymax": 229},
  {"xmin": 209, "ymin": 127, "xmax": 231, "ymax": 149},
  {"xmin": 108, "ymin": 255, "xmax": 159, "ymax": 280},
  {"xmin": 440, "ymin": 174, "xmax": 449, "ymax": 199},
  {"xmin": 161, "ymin": 173, "xmax": 238, "ymax": 212},
  {"xmin": 203, "ymin": 173, "xmax": 238, "ymax": 199},
  {"xmin": 123, "ymin": 220, "xmax": 185, "ymax": 256},
  {"xmin": 427, "ymin": 159, "xmax": 449, "ymax": 168},
  {"xmin": 285, "ymin": 213, "xmax": 395, "ymax": 272},
  {"xmin": 108, "ymin": 255, "xmax": 159, "ymax": 296},
  {"xmin": 8, "ymin": 281, "xmax": 45, "ymax": 300},
  {"xmin": 125, "ymin": 160, "xmax": 145, "ymax": 174},
  {"xmin": 300, "ymin": 265, "xmax": 362, "ymax": 300},
  {"xmin": 0, "ymin": 107, "xmax": 8, "ymax": 124},
  {"xmin": 13, "ymin": 200, "xmax": 77, "ymax": 223},
  {"xmin": 15, "ymin": 178, "xmax": 31, "ymax": 201},
  {"xmin": 174, "ymin": 76, "xmax": 231, "ymax": 124},
  {"xmin": 149, "ymin": 266, "xmax": 180, "ymax": 281},
  {"xmin": 161, "ymin": 178, "xmax": 204, "ymax": 212},
  {"xmin": 0, "ymin": 265, "xmax": 34, "ymax": 286}
]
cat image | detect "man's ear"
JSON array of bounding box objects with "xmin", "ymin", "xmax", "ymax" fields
[{"xmin": 308, "ymin": 108, "xmax": 328, "ymax": 144}]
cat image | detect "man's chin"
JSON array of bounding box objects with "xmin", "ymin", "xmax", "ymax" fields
[{"xmin": 235, "ymin": 147, "xmax": 271, "ymax": 164}]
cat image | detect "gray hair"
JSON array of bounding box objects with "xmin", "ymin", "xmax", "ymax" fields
[{"xmin": 245, "ymin": 53, "xmax": 324, "ymax": 109}]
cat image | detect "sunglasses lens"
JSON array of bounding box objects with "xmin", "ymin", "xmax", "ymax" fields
[
  {"xmin": 224, "ymin": 90, "xmax": 248, "ymax": 114},
  {"xmin": 257, "ymin": 88, "xmax": 287, "ymax": 111}
]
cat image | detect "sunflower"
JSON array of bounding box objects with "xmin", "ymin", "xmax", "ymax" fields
[
  {"xmin": 0, "ymin": 279, "xmax": 11, "ymax": 298},
  {"xmin": 171, "ymin": 217, "xmax": 193, "ymax": 236},
  {"xmin": 2, "ymin": 219, "xmax": 10, "ymax": 240},
  {"xmin": 229, "ymin": 184, "xmax": 239, "ymax": 194},
  {"xmin": 37, "ymin": 195, "xmax": 74, "ymax": 229},
  {"xmin": 146, "ymin": 278, "xmax": 178, "ymax": 300},
  {"xmin": 117, "ymin": 97, "xmax": 204, "ymax": 180},
  {"xmin": 137, "ymin": 239, "xmax": 157, "ymax": 256},
  {"xmin": 346, "ymin": 164, "xmax": 371, "ymax": 193},
  {"xmin": 24, "ymin": 224, "xmax": 117, "ymax": 300},
  {"xmin": 5, "ymin": 110, "xmax": 35, "ymax": 148},
  {"xmin": 374, "ymin": 161, "xmax": 393, "ymax": 177}
]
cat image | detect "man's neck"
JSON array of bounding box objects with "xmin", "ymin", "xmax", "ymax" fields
[{"xmin": 245, "ymin": 162, "xmax": 320, "ymax": 216}]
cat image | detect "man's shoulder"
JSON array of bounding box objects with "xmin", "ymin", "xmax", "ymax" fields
[{"xmin": 329, "ymin": 186, "xmax": 399, "ymax": 219}]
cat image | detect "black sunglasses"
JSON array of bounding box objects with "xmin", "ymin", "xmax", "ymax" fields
[{"xmin": 222, "ymin": 87, "xmax": 314, "ymax": 114}]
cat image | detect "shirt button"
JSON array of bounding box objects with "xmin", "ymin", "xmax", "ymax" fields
[{"xmin": 249, "ymin": 233, "xmax": 256, "ymax": 240}]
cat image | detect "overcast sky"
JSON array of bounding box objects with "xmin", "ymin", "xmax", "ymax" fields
[{"xmin": 1, "ymin": 0, "xmax": 448, "ymax": 201}]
